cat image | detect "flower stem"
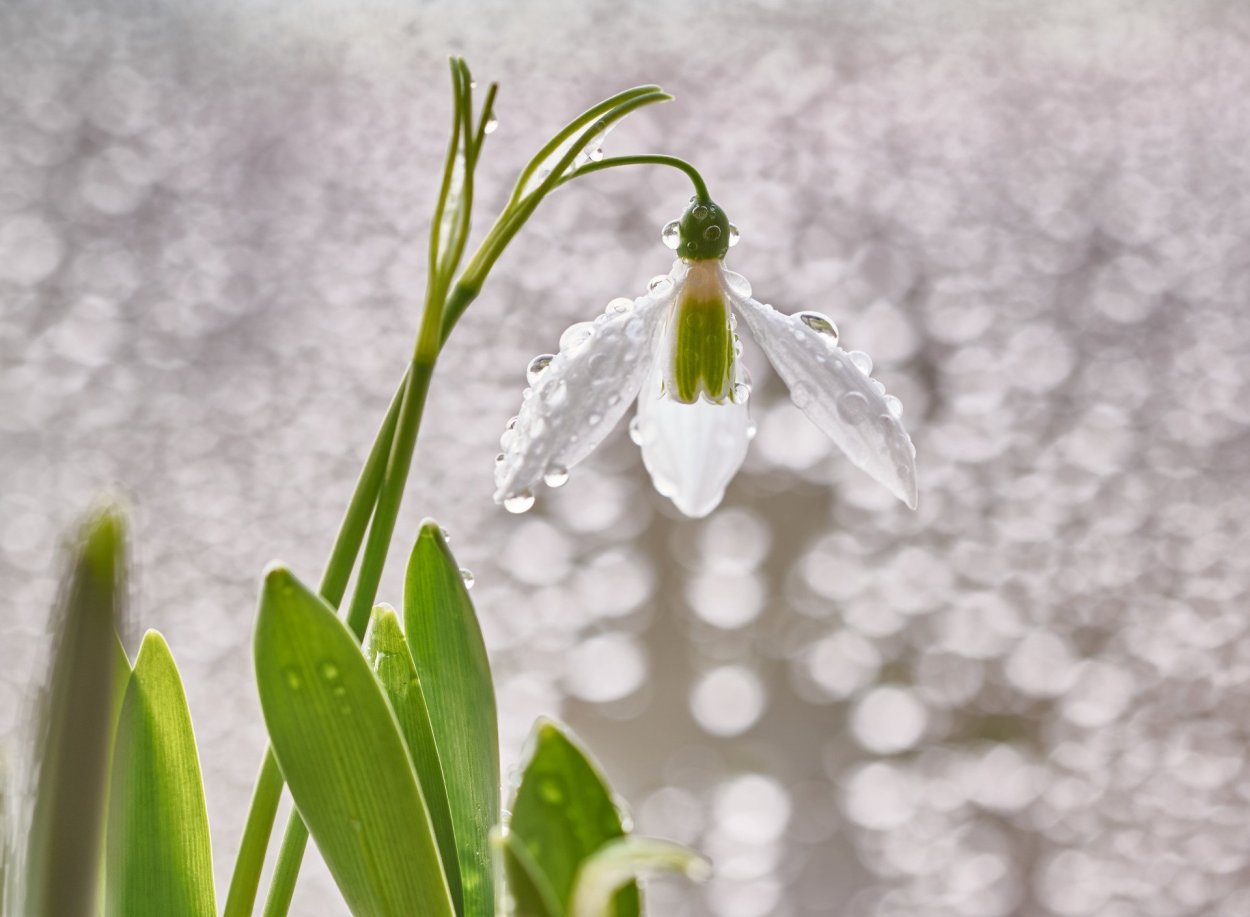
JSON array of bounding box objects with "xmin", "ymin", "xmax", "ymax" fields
[
  {"xmin": 560, "ymin": 154, "xmax": 711, "ymax": 201},
  {"xmin": 222, "ymin": 371, "xmax": 406, "ymax": 917}
]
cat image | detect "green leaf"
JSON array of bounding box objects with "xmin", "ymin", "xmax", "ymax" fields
[
  {"xmin": 404, "ymin": 520, "xmax": 500, "ymax": 917},
  {"xmin": 508, "ymin": 719, "xmax": 638, "ymax": 917},
  {"xmin": 26, "ymin": 507, "xmax": 127, "ymax": 917},
  {"xmin": 254, "ymin": 565, "xmax": 454, "ymax": 917},
  {"xmin": 497, "ymin": 829, "xmax": 564, "ymax": 917},
  {"xmin": 106, "ymin": 630, "xmax": 215, "ymax": 917},
  {"xmin": 570, "ymin": 838, "xmax": 710, "ymax": 917},
  {"xmin": 361, "ymin": 603, "xmax": 462, "ymax": 914}
]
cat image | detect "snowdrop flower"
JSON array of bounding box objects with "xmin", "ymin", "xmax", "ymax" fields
[{"xmin": 494, "ymin": 198, "xmax": 918, "ymax": 517}]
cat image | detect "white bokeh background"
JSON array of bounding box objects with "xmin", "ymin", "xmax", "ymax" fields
[{"xmin": 4, "ymin": 1, "xmax": 1250, "ymax": 914}]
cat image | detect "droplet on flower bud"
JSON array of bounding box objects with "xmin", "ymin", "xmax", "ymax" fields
[{"xmin": 661, "ymin": 221, "xmax": 681, "ymax": 250}]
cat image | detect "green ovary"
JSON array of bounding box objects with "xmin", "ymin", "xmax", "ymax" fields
[{"xmin": 669, "ymin": 290, "xmax": 734, "ymax": 404}]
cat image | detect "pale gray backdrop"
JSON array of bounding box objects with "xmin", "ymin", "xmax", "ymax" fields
[{"xmin": 4, "ymin": 0, "xmax": 1250, "ymax": 914}]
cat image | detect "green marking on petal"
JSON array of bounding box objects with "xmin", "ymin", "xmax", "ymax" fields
[{"xmin": 668, "ymin": 262, "xmax": 734, "ymax": 404}]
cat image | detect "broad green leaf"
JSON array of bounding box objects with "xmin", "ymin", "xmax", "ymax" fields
[
  {"xmin": 508, "ymin": 719, "xmax": 638, "ymax": 917},
  {"xmin": 26, "ymin": 508, "xmax": 127, "ymax": 917},
  {"xmin": 362, "ymin": 603, "xmax": 463, "ymax": 914},
  {"xmin": 404, "ymin": 520, "xmax": 499, "ymax": 917},
  {"xmin": 106, "ymin": 630, "xmax": 215, "ymax": 917},
  {"xmin": 254, "ymin": 566, "xmax": 454, "ymax": 917},
  {"xmin": 570, "ymin": 838, "xmax": 710, "ymax": 917},
  {"xmin": 497, "ymin": 829, "xmax": 563, "ymax": 917}
]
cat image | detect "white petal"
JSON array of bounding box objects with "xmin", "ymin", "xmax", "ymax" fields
[
  {"xmin": 730, "ymin": 292, "xmax": 918, "ymax": 509},
  {"xmin": 635, "ymin": 360, "xmax": 752, "ymax": 518},
  {"xmin": 493, "ymin": 262, "xmax": 687, "ymax": 504}
]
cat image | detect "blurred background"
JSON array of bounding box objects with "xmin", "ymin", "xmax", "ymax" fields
[{"xmin": 4, "ymin": 0, "xmax": 1250, "ymax": 914}]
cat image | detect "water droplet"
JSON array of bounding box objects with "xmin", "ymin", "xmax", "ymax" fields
[
  {"xmin": 559, "ymin": 321, "xmax": 595, "ymax": 353},
  {"xmin": 505, "ymin": 416, "xmax": 518, "ymax": 431},
  {"xmin": 728, "ymin": 224, "xmax": 741, "ymax": 247},
  {"xmin": 732, "ymin": 382, "xmax": 751, "ymax": 403},
  {"xmin": 543, "ymin": 465, "xmax": 569, "ymax": 487},
  {"xmin": 483, "ymin": 116, "xmax": 498, "ymax": 135},
  {"xmin": 527, "ymin": 353, "xmax": 555, "ymax": 385},
  {"xmin": 871, "ymin": 378, "xmax": 886, "ymax": 395},
  {"xmin": 746, "ymin": 423, "xmax": 758, "ymax": 441},
  {"xmin": 692, "ymin": 204, "xmax": 709, "ymax": 221},
  {"xmin": 884, "ymin": 394, "xmax": 904, "ymax": 418},
  {"xmin": 522, "ymin": 387, "xmax": 533, "ymax": 400},
  {"xmin": 849, "ymin": 350, "xmax": 874, "ymax": 375},
  {"xmin": 440, "ymin": 526, "xmax": 451, "ymax": 541},
  {"xmin": 504, "ymin": 490, "xmax": 535, "ymax": 514},
  {"xmin": 704, "ymin": 224, "xmax": 722, "ymax": 241},
  {"xmin": 607, "ymin": 297, "xmax": 634, "ymax": 315},
  {"xmin": 791, "ymin": 383, "xmax": 813, "ymax": 408},
  {"xmin": 283, "ymin": 668, "xmax": 303, "ymax": 689},
  {"xmin": 733, "ymin": 336, "xmax": 744, "ymax": 358},
  {"xmin": 797, "ymin": 311, "xmax": 839, "ymax": 342},
  {"xmin": 319, "ymin": 660, "xmax": 340, "ymax": 680},
  {"xmin": 539, "ymin": 777, "xmax": 566, "ymax": 803},
  {"xmin": 729, "ymin": 312, "xmax": 738, "ymax": 330},
  {"xmin": 495, "ymin": 452, "xmax": 506, "ymax": 465},
  {"xmin": 537, "ymin": 380, "xmax": 564, "ymax": 408},
  {"xmin": 629, "ymin": 416, "xmax": 644, "ymax": 444},
  {"xmin": 460, "ymin": 568, "xmax": 475, "ymax": 589},
  {"xmin": 607, "ymin": 392, "xmax": 621, "ymax": 406},
  {"xmin": 499, "ymin": 429, "xmax": 515, "ymax": 450},
  {"xmin": 661, "ymin": 220, "xmax": 681, "ymax": 250},
  {"xmin": 588, "ymin": 412, "xmax": 602, "ymax": 425},
  {"xmin": 838, "ymin": 391, "xmax": 871, "ymax": 423},
  {"xmin": 332, "ymin": 684, "xmax": 347, "ymax": 698},
  {"xmin": 722, "ymin": 271, "xmax": 752, "ymax": 298},
  {"xmin": 648, "ymin": 275, "xmax": 673, "ymax": 293}
]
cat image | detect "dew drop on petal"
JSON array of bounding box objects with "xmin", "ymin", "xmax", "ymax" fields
[
  {"xmin": 837, "ymin": 391, "xmax": 871, "ymax": 423},
  {"xmin": 648, "ymin": 275, "xmax": 673, "ymax": 293},
  {"xmin": 527, "ymin": 353, "xmax": 555, "ymax": 385},
  {"xmin": 661, "ymin": 220, "xmax": 681, "ymax": 250},
  {"xmin": 871, "ymin": 379, "xmax": 886, "ymax": 395},
  {"xmin": 495, "ymin": 452, "xmax": 506, "ymax": 465},
  {"xmin": 849, "ymin": 350, "xmax": 874, "ymax": 375},
  {"xmin": 522, "ymin": 387, "xmax": 533, "ymax": 400},
  {"xmin": 559, "ymin": 321, "xmax": 596, "ymax": 353},
  {"xmin": 791, "ymin": 383, "xmax": 812, "ymax": 408},
  {"xmin": 732, "ymin": 382, "xmax": 751, "ymax": 403},
  {"xmin": 884, "ymin": 394, "xmax": 904, "ymax": 418},
  {"xmin": 797, "ymin": 311, "xmax": 839, "ymax": 342},
  {"xmin": 607, "ymin": 297, "xmax": 634, "ymax": 315},
  {"xmin": 543, "ymin": 465, "xmax": 570, "ymax": 487},
  {"xmin": 729, "ymin": 312, "xmax": 738, "ymax": 330},
  {"xmin": 727, "ymin": 223, "xmax": 741, "ymax": 247},
  {"xmin": 459, "ymin": 568, "xmax": 475, "ymax": 589},
  {"xmin": 500, "ymin": 429, "xmax": 515, "ymax": 450},
  {"xmin": 722, "ymin": 270, "xmax": 752, "ymax": 298},
  {"xmin": 504, "ymin": 490, "xmax": 535, "ymax": 514},
  {"xmin": 588, "ymin": 412, "xmax": 602, "ymax": 426},
  {"xmin": 747, "ymin": 423, "xmax": 758, "ymax": 441}
]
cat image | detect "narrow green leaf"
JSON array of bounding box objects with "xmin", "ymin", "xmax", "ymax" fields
[
  {"xmin": 570, "ymin": 838, "xmax": 710, "ymax": 917},
  {"xmin": 508, "ymin": 719, "xmax": 638, "ymax": 917},
  {"xmin": 404, "ymin": 520, "xmax": 499, "ymax": 917},
  {"xmin": 26, "ymin": 507, "xmax": 127, "ymax": 917},
  {"xmin": 254, "ymin": 566, "xmax": 454, "ymax": 917},
  {"xmin": 497, "ymin": 829, "xmax": 564, "ymax": 917},
  {"xmin": 106, "ymin": 630, "xmax": 215, "ymax": 917},
  {"xmin": 362, "ymin": 603, "xmax": 463, "ymax": 914}
]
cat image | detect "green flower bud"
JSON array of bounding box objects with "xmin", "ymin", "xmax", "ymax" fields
[{"xmin": 676, "ymin": 198, "xmax": 732, "ymax": 261}]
